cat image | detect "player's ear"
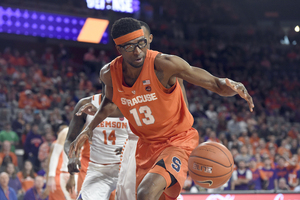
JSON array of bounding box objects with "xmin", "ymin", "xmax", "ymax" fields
[
  {"xmin": 116, "ymin": 45, "xmax": 122, "ymax": 54},
  {"xmin": 149, "ymin": 34, "xmax": 153, "ymax": 43}
]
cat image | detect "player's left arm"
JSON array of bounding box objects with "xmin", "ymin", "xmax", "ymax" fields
[
  {"xmin": 155, "ymin": 54, "xmax": 254, "ymax": 112},
  {"xmin": 46, "ymin": 128, "xmax": 68, "ymax": 193}
]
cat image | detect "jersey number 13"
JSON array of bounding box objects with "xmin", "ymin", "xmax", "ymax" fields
[{"xmin": 129, "ymin": 106, "xmax": 155, "ymax": 126}]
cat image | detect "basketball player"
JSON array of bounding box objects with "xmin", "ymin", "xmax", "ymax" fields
[
  {"xmin": 76, "ymin": 20, "xmax": 190, "ymax": 200},
  {"xmin": 69, "ymin": 18, "xmax": 254, "ymax": 200},
  {"xmin": 46, "ymin": 126, "xmax": 76, "ymax": 200},
  {"xmin": 64, "ymin": 93, "xmax": 131, "ymax": 200}
]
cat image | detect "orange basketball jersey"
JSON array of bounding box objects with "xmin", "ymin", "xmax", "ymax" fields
[{"xmin": 110, "ymin": 50, "xmax": 193, "ymax": 142}]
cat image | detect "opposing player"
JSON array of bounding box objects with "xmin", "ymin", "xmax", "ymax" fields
[
  {"xmin": 46, "ymin": 126, "xmax": 76, "ymax": 200},
  {"xmin": 69, "ymin": 17, "xmax": 254, "ymax": 199},
  {"xmin": 64, "ymin": 92, "xmax": 131, "ymax": 200}
]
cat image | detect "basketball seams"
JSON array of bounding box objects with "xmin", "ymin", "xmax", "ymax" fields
[
  {"xmin": 203, "ymin": 143, "xmax": 232, "ymax": 167},
  {"xmin": 189, "ymin": 155, "xmax": 231, "ymax": 168}
]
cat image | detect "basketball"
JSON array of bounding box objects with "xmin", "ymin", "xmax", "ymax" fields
[{"xmin": 188, "ymin": 142, "xmax": 234, "ymax": 189}]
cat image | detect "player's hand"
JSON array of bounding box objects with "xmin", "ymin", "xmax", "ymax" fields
[
  {"xmin": 47, "ymin": 176, "xmax": 56, "ymax": 193},
  {"xmin": 76, "ymin": 103, "xmax": 97, "ymax": 116},
  {"xmin": 67, "ymin": 156, "xmax": 81, "ymax": 174},
  {"xmin": 225, "ymin": 78, "xmax": 254, "ymax": 112},
  {"xmin": 69, "ymin": 129, "xmax": 93, "ymax": 159},
  {"xmin": 115, "ymin": 147, "xmax": 123, "ymax": 155},
  {"xmin": 66, "ymin": 175, "xmax": 76, "ymax": 196}
]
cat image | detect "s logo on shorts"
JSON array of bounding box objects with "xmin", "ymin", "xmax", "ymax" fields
[{"xmin": 171, "ymin": 157, "xmax": 181, "ymax": 172}]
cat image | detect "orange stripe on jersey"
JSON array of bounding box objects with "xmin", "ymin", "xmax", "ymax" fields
[
  {"xmin": 92, "ymin": 95, "xmax": 95, "ymax": 101},
  {"xmin": 99, "ymin": 94, "xmax": 102, "ymax": 105},
  {"xmin": 110, "ymin": 50, "xmax": 194, "ymax": 142}
]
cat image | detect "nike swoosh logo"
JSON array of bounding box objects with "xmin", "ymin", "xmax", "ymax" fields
[
  {"xmin": 118, "ymin": 89, "xmax": 124, "ymax": 92},
  {"xmin": 195, "ymin": 180, "xmax": 213, "ymax": 186}
]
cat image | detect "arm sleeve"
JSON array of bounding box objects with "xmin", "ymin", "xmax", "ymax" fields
[{"xmin": 48, "ymin": 143, "xmax": 63, "ymax": 177}]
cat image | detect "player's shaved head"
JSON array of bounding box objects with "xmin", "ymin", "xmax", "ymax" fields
[{"xmin": 139, "ymin": 21, "xmax": 151, "ymax": 35}]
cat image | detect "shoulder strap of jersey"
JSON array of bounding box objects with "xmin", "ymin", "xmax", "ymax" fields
[{"xmin": 91, "ymin": 94, "xmax": 102, "ymax": 108}]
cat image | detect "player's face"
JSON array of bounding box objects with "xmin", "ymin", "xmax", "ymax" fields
[{"xmin": 117, "ymin": 36, "xmax": 147, "ymax": 68}]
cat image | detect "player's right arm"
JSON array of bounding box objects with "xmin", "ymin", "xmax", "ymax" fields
[
  {"xmin": 64, "ymin": 97, "xmax": 91, "ymax": 173},
  {"xmin": 69, "ymin": 64, "xmax": 118, "ymax": 157}
]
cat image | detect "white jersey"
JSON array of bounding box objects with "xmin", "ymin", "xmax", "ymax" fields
[{"xmin": 86, "ymin": 94, "xmax": 129, "ymax": 164}]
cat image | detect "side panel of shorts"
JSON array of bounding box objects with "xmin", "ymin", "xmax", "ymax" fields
[
  {"xmin": 135, "ymin": 128, "xmax": 199, "ymax": 193},
  {"xmin": 79, "ymin": 162, "xmax": 119, "ymax": 200},
  {"xmin": 116, "ymin": 139, "xmax": 138, "ymax": 200}
]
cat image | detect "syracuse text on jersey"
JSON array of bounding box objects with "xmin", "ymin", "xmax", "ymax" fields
[{"xmin": 121, "ymin": 93, "xmax": 158, "ymax": 106}]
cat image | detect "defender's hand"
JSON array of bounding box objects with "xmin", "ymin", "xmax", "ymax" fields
[
  {"xmin": 47, "ymin": 177, "xmax": 56, "ymax": 193},
  {"xmin": 66, "ymin": 175, "xmax": 76, "ymax": 195},
  {"xmin": 67, "ymin": 156, "xmax": 81, "ymax": 174},
  {"xmin": 225, "ymin": 78, "xmax": 254, "ymax": 112},
  {"xmin": 76, "ymin": 103, "xmax": 97, "ymax": 116},
  {"xmin": 69, "ymin": 129, "xmax": 93, "ymax": 159}
]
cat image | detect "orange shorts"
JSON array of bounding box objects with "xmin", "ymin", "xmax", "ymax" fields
[
  {"xmin": 136, "ymin": 128, "xmax": 199, "ymax": 199},
  {"xmin": 77, "ymin": 156, "xmax": 89, "ymax": 192}
]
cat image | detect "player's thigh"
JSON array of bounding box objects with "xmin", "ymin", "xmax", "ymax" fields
[{"xmin": 149, "ymin": 146, "xmax": 189, "ymax": 198}]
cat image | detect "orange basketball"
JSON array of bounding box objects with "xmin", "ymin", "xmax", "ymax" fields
[{"xmin": 188, "ymin": 141, "xmax": 234, "ymax": 189}]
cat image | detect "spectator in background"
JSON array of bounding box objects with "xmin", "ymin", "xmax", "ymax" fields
[
  {"xmin": 37, "ymin": 159, "xmax": 47, "ymax": 178},
  {"xmin": 23, "ymin": 176, "xmax": 48, "ymax": 200},
  {"xmin": 38, "ymin": 130, "xmax": 55, "ymax": 163},
  {"xmin": 277, "ymin": 177, "xmax": 290, "ymax": 191},
  {"xmin": 227, "ymin": 114, "xmax": 242, "ymax": 136},
  {"xmin": 231, "ymin": 160, "xmax": 252, "ymax": 190},
  {"xmin": 261, "ymin": 158, "xmax": 277, "ymax": 190},
  {"xmin": 249, "ymin": 158, "xmax": 267, "ymax": 190},
  {"xmin": 0, "ymin": 141, "xmax": 18, "ymax": 168},
  {"xmin": 21, "ymin": 123, "xmax": 31, "ymax": 147},
  {"xmin": 0, "ymin": 172, "xmax": 18, "ymax": 200},
  {"xmin": 0, "ymin": 122, "xmax": 19, "ymax": 152},
  {"xmin": 17, "ymin": 160, "xmax": 37, "ymax": 192},
  {"xmin": 78, "ymin": 72, "xmax": 93, "ymax": 93},
  {"xmin": 33, "ymin": 110, "xmax": 46, "ymax": 132},
  {"xmin": 24, "ymin": 124, "xmax": 43, "ymax": 170},
  {"xmin": 205, "ymin": 104, "xmax": 218, "ymax": 122},
  {"xmin": 206, "ymin": 131, "xmax": 220, "ymax": 143},
  {"xmin": 11, "ymin": 111, "xmax": 25, "ymax": 139},
  {"xmin": 288, "ymin": 155, "xmax": 299, "ymax": 190},
  {"xmin": 278, "ymin": 139, "xmax": 292, "ymax": 158},
  {"xmin": 235, "ymin": 145, "xmax": 252, "ymax": 163},
  {"xmin": 42, "ymin": 47, "xmax": 54, "ymax": 65},
  {"xmin": 83, "ymin": 47, "xmax": 96, "ymax": 62},
  {"xmin": 6, "ymin": 163, "xmax": 22, "ymax": 196},
  {"xmin": 22, "ymin": 106, "xmax": 34, "ymax": 124},
  {"xmin": 228, "ymin": 134, "xmax": 243, "ymax": 150},
  {"xmin": 290, "ymin": 140, "xmax": 299, "ymax": 155},
  {"xmin": 275, "ymin": 156, "xmax": 289, "ymax": 182},
  {"xmin": 35, "ymin": 88, "xmax": 51, "ymax": 110},
  {"xmin": 18, "ymin": 90, "xmax": 35, "ymax": 109}
]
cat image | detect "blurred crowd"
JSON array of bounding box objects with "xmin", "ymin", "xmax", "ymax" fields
[{"xmin": 0, "ymin": 1, "xmax": 300, "ymax": 197}]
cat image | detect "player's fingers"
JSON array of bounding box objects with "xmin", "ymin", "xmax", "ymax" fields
[
  {"xmin": 76, "ymin": 104, "xmax": 90, "ymax": 116},
  {"xmin": 225, "ymin": 78, "xmax": 235, "ymax": 89},
  {"xmin": 77, "ymin": 159, "xmax": 81, "ymax": 169}
]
